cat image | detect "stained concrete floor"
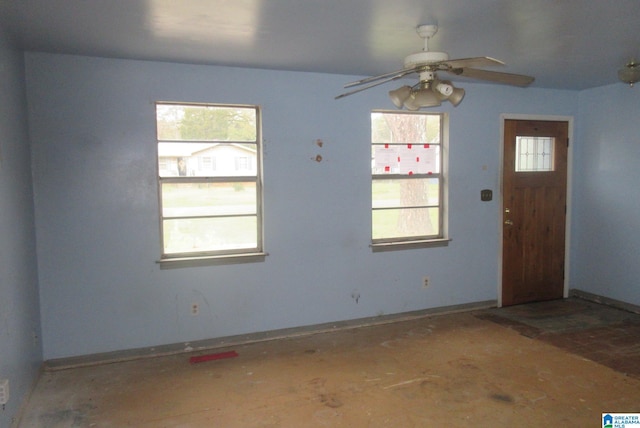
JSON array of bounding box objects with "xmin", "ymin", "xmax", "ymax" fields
[{"xmin": 19, "ymin": 298, "xmax": 640, "ymax": 427}]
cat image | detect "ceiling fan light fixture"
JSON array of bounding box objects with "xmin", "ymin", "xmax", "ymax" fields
[
  {"xmin": 389, "ymin": 80, "xmax": 464, "ymax": 110},
  {"xmin": 403, "ymin": 98, "xmax": 421, "ymax": 111},
  {"xmin": 433, "ymin": 80, "xmax": 454, "ymax": 98},
  {"xmin": 388, "ymin": 85, "xmax": 412, "ymax": 108},
  {"xmin": 431, "ymin": 79, "xmax": 465, "ymax": 106},
  {"xmin": 404, "ymin": 85, "xmax": 441, "ymax": 110},
  {"xmin": 448, "ymin": 87, "xmax": 465, "ymax": 106},
  {"xmin": 618, "ymin": 60, "xmax": 640, "ymax": 87}
]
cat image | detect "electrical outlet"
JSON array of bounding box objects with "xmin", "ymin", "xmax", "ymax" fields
[
  {"xmin": 0, "ymin": 379, "xmax": 9, "ymax": 405},
  {"xmin": 191, "ymin": 303, "xmax": 199, "ymax": 315},
  {"xmin": 422, "ymin": 276, "xmax": 430, "ymax": 289}
]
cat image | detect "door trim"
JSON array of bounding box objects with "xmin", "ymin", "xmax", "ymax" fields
[{"xmin": 498, "ymin": 114, "xmax": 574, "ymax": 307}]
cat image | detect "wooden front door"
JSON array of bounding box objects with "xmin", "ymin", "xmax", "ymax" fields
[{"xmin": 502, "ymin": 119, "xmax": 569, "ymax": 306}]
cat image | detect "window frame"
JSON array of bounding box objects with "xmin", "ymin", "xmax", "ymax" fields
[
  {"xmin": 155, "ymin": 102, "xmax": 265, "ymax": 266},
  {"xmin": 370, "ymin": 110, "xmax": 449, "ymax": 251}
]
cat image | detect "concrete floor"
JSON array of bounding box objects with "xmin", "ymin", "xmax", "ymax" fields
[{"xmin": 19, "ymin": 299, "xmax": 640, "ymax": 427}]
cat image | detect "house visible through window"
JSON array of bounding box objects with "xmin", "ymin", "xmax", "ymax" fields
[
  {"xmin": 156, "ymin": 102, "xmax": 262, "ymax": 259},
  {"xmin": 371, "ymin": 111, "xmax": 446, "ymax": 245}
]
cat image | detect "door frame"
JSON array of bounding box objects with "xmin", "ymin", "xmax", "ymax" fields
[{"xmin": 497, "ymin": 114, "xmax": 574, "ymax": 307}]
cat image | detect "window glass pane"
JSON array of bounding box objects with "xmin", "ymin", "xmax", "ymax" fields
[
  {"xmin": 515, "ymin": 136, "xmax": 554, "ymax": 172},
  {"xmin": 162, "ymin": 182, "xmax": 256, "ymax": 217},
  {"xmin": 156, "ymin": 104, "xmax": 257, "ymax": 142},
  {"xmin": 372, "ymin": 144, "xmax": 440, "ymax": 175},
  {"xmin": 372, "ymin": 208, "xmax": 439, "ymax": 240},
  {"xmin": 158, "ymin": 142, "xmax": 257, "ymax": 177},
  {"xmin": 372, "ymin": 178, "xmax": 439, "ymax": 208},
  {"xmin": 163, "ymin": 217, "xmax": 257, "ymax": 254},
  {"xmin": 371, "ymin": 112, "xmax": 440, "ymax": 145}
]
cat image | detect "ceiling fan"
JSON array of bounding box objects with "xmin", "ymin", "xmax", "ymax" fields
[{"xmin": 335, "ymin": 24, "xmax": 535, "ymax": 109}]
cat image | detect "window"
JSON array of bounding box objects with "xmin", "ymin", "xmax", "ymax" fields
[
  {"xmin": 199, "ymin": 155, "xmax": 214, "ymax": 171},
  {"xmin": 235, "ymin": 156, "xmax": 252, "ymax": 171},
  {"xmin": 156, "ymin": 102, "xmax": 263, "ymax": 260},
  {"xmin": 515, "ymin": 136, "xmax": 555, "ymax": 172},
  {"xmin": 371, "ymin": 111, "xmax": 446, "ymax": 247}
]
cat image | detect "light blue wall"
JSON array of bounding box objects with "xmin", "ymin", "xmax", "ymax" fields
[
  {"xmin": 26, "ymin": 52, "xmax": 578, "ymax": 360},
  {"xmin": 0, "ymin": 31, "xmax": 42, "ymax": 426},
  {"xmin": 570, "ymin": 84, "xmax": 640, "ymax": 305}
]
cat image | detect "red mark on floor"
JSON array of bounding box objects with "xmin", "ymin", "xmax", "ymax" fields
[{"xmin": 189, "ymin": 351, "xmax": 238, "ymax": 364}]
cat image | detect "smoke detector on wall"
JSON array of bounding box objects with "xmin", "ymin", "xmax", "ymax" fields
[{"xmin": 618, "ymin": 60, "xmax": 640, "ymax": 87}]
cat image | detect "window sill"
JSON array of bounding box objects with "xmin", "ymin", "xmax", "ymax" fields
[
  {"xmin": 370, "ymin": 238, "xmax": 451, "ymax": 252},
  {"xmin": 157, "ymin": 252, "xmax": 268, "ymax": 269}
]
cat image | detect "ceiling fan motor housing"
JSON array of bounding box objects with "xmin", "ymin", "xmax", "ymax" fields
[
  {"xmin": 404, "ymin": 51, "xmax": 449, "ymax": 69},
  {"xmin": 404, "ymin": 24, "xmax": 448, "ymax": 70}
]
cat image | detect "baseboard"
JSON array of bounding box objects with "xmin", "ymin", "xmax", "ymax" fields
[
  {"xmin": 44, "ymin": 299, "xmax": 497, "ymax": 371},
  {"xmin": 570, "ymin": 289, "xmax": 640, "ymax": 314}
]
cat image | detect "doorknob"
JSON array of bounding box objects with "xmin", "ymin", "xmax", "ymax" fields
[{"xmin": 504, "ymin": 219, "xmax": 513, "ymax": 225}]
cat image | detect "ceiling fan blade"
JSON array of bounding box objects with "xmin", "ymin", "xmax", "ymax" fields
[
  {"xmin": 448, "ymin": 67, "xmax": 534, "ymax": 87},
  {"xmin": 441, "ymin": 56, "xmax": 504, "ymax": 69},
  {"xmin": 343, "ymin": 66, "xmax": 418, "ymax": 88},
  {"xmin": 335, "ymin": 73, "xmax": 412, "ymax": 99}
]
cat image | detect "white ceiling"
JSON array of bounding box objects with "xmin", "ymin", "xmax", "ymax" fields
[{"xmin": 1, "ymin": 0, "xmax": 639, "ymax": 90}]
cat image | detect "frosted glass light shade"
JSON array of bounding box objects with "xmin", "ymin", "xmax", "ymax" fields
[
  {"xmin": 388, "ymin": 86, "xmax": 412, "ymax": 108},
  {"xmin": 404, "ymin": 87, "xmax": 441, "ymax": 110},
  {"xmin": 448, "ymin": 87, "xmax": 465, "ymax": 106}
]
